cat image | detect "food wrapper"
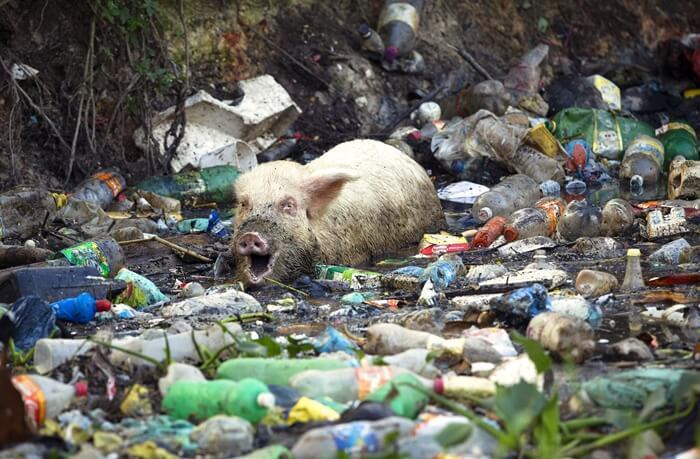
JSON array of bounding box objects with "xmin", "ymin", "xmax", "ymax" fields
[{"xmin": 419, "ymin": 233, "xmax": 469, "ymax": 256}]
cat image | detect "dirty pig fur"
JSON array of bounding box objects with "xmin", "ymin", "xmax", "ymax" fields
[{"xmin": 231, "ymin": 139, "xmax": 445, "ymax": 285}]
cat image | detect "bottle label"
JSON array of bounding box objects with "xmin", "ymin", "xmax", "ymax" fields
[
  {"xmin": 378, "ymin": 3, "xmax": 419, "ymax": 31},
  {"xmin": 536, "ymin": 200, "xmax": 565, "ymax": 235},
  {"xmin": 93, "ymin": 171, "xmax": 125, "ymax": 198},
  {"xmin": 12, "ymin": 375, "xmax": 45, "ymax": 430},
  {"xmin": 426, "ymin": 336, "xmax": 465, "ymax": 356},
  {"xmin": 624, "ymin": 136, "xmax": 665, "ymax": 169},
  {"xmin": 330, "ymin": 422, "xmax": 381, "ymax": 455},
  {"xmin": 59, "ymin": 241, "xmax": 110, "ymax": 277},
  {"xmin": 355, "ymin": 367, "xmax": 394, "ymax": 399},
  {"xmin": 656, "ymin": 122, "xmax": 697, "ymax": 139}
]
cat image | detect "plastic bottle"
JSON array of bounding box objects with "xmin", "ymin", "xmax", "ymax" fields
[
  {"xmin": 433, "ymin": 375, "xmax": 497, "ymax": 399},
  {"xmin": 503, "ymin": 197, "xmax": 566, "ymax": 241},
  {"xmin": 557, "ymin": 200, "xmax": 602, "ymax": 241},
  {"xmin": 373, "ymin": 348, "xmax": 440, "ymax": 379},
  {"xmin": 0, "ymin": 188, "xmax": 64, "ymax": 240},
  {"xmin": 50, "ymin": 292, "xmax": 111, "ymax": 324},
  {"xmin": 648, "ymin": 238, "xmax": 691, "ymax": 265},
  {"xmin": 377, "ymin": 0, "xmax": 424, "ymax": 62},
  {"xmin": 512, "ymin": 145, "xmax": 565, "ymax": 183},
  {"xmin": 162, "ymin": 378, "xmax": 274, "ymax": 423},
  {"xmin": 658, "ymin": 122, "xmax": 699, "ymax": 170},
  {"xmin": 357, "ymin": 23, "xmax": 385, "ymax": 59},
  {"xmin": 600, "ymin": 198, "xmax": 635, "ymax": 236},
  {"xmin": 503, "ymin": 44, "xmax": 549, "ymax": 95},
  {"xmin": 619, "ymin": 135, "xmax": 665, "ymax": 186},
  {"xmin": 575, "ymin": 269, "xmax": 618, "ymax": 298},
  {"xmin": 71, "ymin": 170, "xmax": 126, "ymax": 209},
  {"xmin": 527, "ymin": 312, "xmax": 595, "ymax": 363},
  {"xmin": 257, "ymin": 137, "xmax": 298, "ymax": 163},
  {"xmin": 158, "ymin": 363, "xmax": 206, "ymax": 397},
  {"xmin": 364, "ymin": 373, "xmax": 429, "ymax": 419},
  {"xmin": 133, "ymin": 165, "xmax": 240, "ymax": 204},
  {"xmin": 472, "ymin": 216, "xmax": 506, "ymax": 248},
  {"xmin": 419, "ymin": 253, "xmax": 463, "ymax": 289},
  {"xmin": 472, "ymin": 174, "xmax": 540, "ymax": 222},
  {"xmin": 217, "ymin": 357, "xmax": 350, "ymax": 386},
  {"xmin": 207, "ymin": 210, "xmax": 230, "ymax": 239},
  {"xmin": 49, "ymin": 237, "xmax": 126, "ymax": 278},
  {"xmin": 289, "ymin": 366, "xmax": 429, "ymax": 403},
  {"xmin": 490, "ymin": 283, "xmax": 551, "ymax": 320},
  {"xmin": 620, "ymin": 248, "xmax": 645, "ymax": 292},
  {"xmin": 407, "ymin": 119, "xmax": 446, "ymax": 142},
  {"xmin": 12, "ymin": 374, "xmax": 88, "ymax": 429}
]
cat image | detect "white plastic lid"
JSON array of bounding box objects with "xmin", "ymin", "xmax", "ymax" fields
[
  {"xmin": 627, "ymin": 248, "xmax": 641, "ymax": 257},
  {"xmin": 478, "ymin": 207, "xmax": 493, "ymax": 221},
  {"xmin": 257, "ymin": 392, "xmax": 276, "ymax": 409}
]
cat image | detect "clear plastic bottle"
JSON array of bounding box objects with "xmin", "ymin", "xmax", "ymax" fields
[
  {"xmin": 472, "ymin": 174, "xmax": 540, "ymax": 222},
  {"xmin": 503, "ymin": 197, "xmax": 565, "ymax": 241},
  {"xmin": 12, "ymin": 374, "xmax": 87, "ymax": 429},
  {"xmin": 71, "ymin": 170, "xmax": 126, "ymax": 209},
  {"xmin": 600, "ymin": 198, "xmax": 635, "ymax": 237},
  {"xmin": 575, "ymin": 269, "xmax": 619, "ymax": 297},
  {"xmin": 621, "ymin": 248, "xmax": 645, "ymax": 292},
  {"xmin": 557, "ymin": 200, "xmax": 602, "ymax": 241},
  {"xmin": 619, "ymin": 135, "xmax": 665, "ymax": 186},
  {"xmin": 512, "ymin": 145, "xmax": 565, "ymax": 183},
  {"xmin": 289, "ymin": 366, "xmax": 429, "ymax": 403},
  {"xmin": 378, "ymin": 0, "xmax": 424, "ymax": 62},
  {"xmin": 503, "ymin": 44, "xmax": 550, "ymax": 95},
  {"xmin": 291, "ymin": 417, "xmax": 415, "ymax": 459}
]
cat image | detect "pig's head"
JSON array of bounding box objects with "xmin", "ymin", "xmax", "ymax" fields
[{"xmin": 231, "ymin": 161, "xmax": 357, "ymax": 286}]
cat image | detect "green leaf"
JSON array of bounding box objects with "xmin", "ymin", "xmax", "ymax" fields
[
  {"xmin": 511, "ymin": 330, "xmax": 552, "ymax": 374},
  {"xmin": 253, "ymin": 335, "xmax": 282, "ymax": 357},
  {"xmin": 534, "ymin": 394, "xmax": 561, "ymax": 459},
  {"xmin": 494, "ymin": 381, "xmax": 546, "ymax": 439},
  {"xmin": 435, "ymin": 422, "xmax": 474, "ymax": 448}
]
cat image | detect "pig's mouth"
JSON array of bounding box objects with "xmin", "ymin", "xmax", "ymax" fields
[{"xmin": 245, "ymin": 253, "xmax": 276, "ymax": 284}]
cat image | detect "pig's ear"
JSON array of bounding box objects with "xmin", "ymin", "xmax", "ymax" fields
[{"xmin": 302, "ymin": 170, "xmax": 358, "ymax": 219}]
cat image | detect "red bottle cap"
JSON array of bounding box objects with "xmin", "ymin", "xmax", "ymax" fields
[
  {"xmin": 503, "ymin": 226, "xmax": 518, "ymax": 242},
  {"xmin": 433, "ymin": 378, "xmax": 444, "ymax": 394},
  {"xmin": 95, "ymin": 299, "xmax": 111, "ymax": 312},
  {"xmin": 75, "ymin": 381, "xmax": 88, "ymax": 397},
  {"xmin": 384, "ymin": 46, "xmax": 399, "ymax": 62},
  {"xmin": 407, "ymin": 131, "xmax": 422, "ymax": 142}
]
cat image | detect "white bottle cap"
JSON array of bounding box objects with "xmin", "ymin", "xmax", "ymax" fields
[
  {"xmin": 627, "ymin": 248, "xmax": 641, "ymax": 257},
  {"xmin": 478, "ymin": 207, "xmax": 493, "ymax": 221}
]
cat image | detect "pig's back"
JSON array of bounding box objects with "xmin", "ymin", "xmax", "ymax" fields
[{"xmin": 309, "ymin": 139, "xmax": 445, "ymax": 265}]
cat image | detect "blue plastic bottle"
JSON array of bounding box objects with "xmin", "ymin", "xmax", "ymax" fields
[{"xmin": 50, "ymin": 292, "xmax": 111, "ymax": 324}]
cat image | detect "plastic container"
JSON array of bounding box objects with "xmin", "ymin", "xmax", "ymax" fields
[
  {"xmin": 557, "ymin": 200, "xmax": 602, "ymax": 241},
  {"xmin": 207, "ymin": 210, "xmax": 230, "ymax": 239},
  {"xmin": 217, "ymin": 357, "xmax": 350, "ymax": 386},
  {"xmin": 472, "ymin": 174, "xmax": 540, "ymax": 222},
  {"xmin": 472, "ymin": 216, "xmax": 506, "ymax": 248},
  {"xmin": 71, "ymin": 170, "xmax": 126, "ymax": 209},
  {"xmin": 51, "ymin": 237, "xmax": 125, "ymax": 278},
  {"xmin": 34, "ymin": 338, "xmax": 95, "ymax": 374},
  {"xmin": 527, "ymin": 312, "xmax": 594, "ymax": 363},
  {"xmin": 648, "ymin": 238, "xmax": 691, "ymax": 265},
  {"xmin": 658, "ymin": 122, "xmax": 698, "ymax": 170},
  {"xmin": 503, "ymin": 44, "xmax": 549, "ymax": 95},
  {"xmin": 433, "ymin": 375, "xmax": 496, "ymax": 399},
  {"xmin": 575, "ymin": 269, "xmax": 618, "ymax": 298},
  {"xmin": 133, "ymin": 165, "xmax": 240, "ymax": 205},
  {"xmin": 600, "ymin": 198, "xmax": 634, "ymax": 236},
  {"xmin": 378, "ymin": 0, "xmax": 424, "ymax": 62},
  {"xmin": 620, "ymin": 248, "xmax": 645, "ymax": 292},
  {"xmin": 619, "ymin": 135, "xmax": 664, "ymax": 185},
  {"xmin": 50, "ymin": 292, "xmax": 111, "ymax": 324},
  {"xmin": 289, "ymin": 366, "xmax": 428, "ymax": 403},
  {"xmin": 12, "ymin": 374, "xmax": 87, "ymax": 429},
  {"xmin": 365, "ymin": 373, "xmax": 429, "ymax": 419},
  {"xmin": 291, "ymin": 417, "xmax": 415, "ymax": 459},
  {"xmin": 162, "ymin": 378, "xmax": 275, "ymax": 423},
  {"xmin": 503, "ymin": 197, "xmax": 565, "ymax": 241}
]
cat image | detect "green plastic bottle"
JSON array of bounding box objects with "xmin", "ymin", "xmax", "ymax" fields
[
  {"xmin": 658, "ymin": 122, "xmax": 699, "ymax": 170},
  {"xmin": 133, "ymin": 165, "xmax": 240, "ymax": 204},
  {"xmin": 162, "ymin": 378, "xmax": 274, "ymax": 423},
  {"xmin": 216, "ymin": 357, "xmax": 350, "ymax": 386},
  {"xmin": 364, "ymin": 373, "xmax": 429, "ymax": 419}
]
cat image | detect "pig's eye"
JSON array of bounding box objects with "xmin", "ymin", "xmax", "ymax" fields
[{"xmin": 279, "ymin": 197, "xmax": 297, "ymax": 216}]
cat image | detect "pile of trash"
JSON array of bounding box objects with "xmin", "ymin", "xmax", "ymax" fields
[{"xmin": 4, "ymin": 4, "xmax": 700, "ymax": 459}]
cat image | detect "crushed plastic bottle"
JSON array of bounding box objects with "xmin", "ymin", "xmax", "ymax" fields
[
  {"xmin": 600, "ymin": 198, "xmax": 635, "ymax": 236},
  {"xmin": 648, "ymin": 238, "xmax": 691, "ymax": 265},
  {"xmin": 575, "ymin": 269, "xmax": 618, "ymax": 298},
  {"xmin": 472, "ymin": 174, "xmax": 540, "ymax": 222},
  {"xmin": 70, "ymin": 170, "xmax": 126, "ymax": 209},
  {"xmin": 557, "ymin": 200, "xmax": 602, "ymax": 241},
  {"xmin": 503, "ymin": 197, "xmax": 565, "ymax": 241}
]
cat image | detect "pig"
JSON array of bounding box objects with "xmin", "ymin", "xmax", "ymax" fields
[{"xmin": 231, "ymin": 139, "xmax": 445, "ymax": 285}]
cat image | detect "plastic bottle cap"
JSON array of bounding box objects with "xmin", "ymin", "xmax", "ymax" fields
[
  {"xmin": 407, "ymin": 131, "xmax": 422, "ymax": 142},
  {"xmin": 433, "ymin": 378, "xmax": 444, "ymax": 394},
  {"xmin": 95, "ymin": 299, "xmax": 112, "ymax": 312},
  {"xmin": 357, "ymin": 23, "xmax": 371, "ymax": 38},
  {"xmin": 478, "ymin": 207, "xmax": 493, "ymax": 221},
  {"xmin": 627, "ymin": 248, "xmax": 641, "ymax": 257},
  {"xmin": 384, "ymin": 46, "xmax": 399, "ymax": 62},
  {"xmin": 503, "ymin": 226, "xmax": 518, "ymax": 242},
  {"xmin": 75, "ymin": 381, "xmax": 88, "ymax": 397},
  {"xmin": 257, "ymin": 392, "xmax": 276, "ymax": 409}
]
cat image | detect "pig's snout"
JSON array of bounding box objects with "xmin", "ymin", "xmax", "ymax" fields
[{"xmin": 236, "ymin": 232, "xmax": 269, "ymax": 256}]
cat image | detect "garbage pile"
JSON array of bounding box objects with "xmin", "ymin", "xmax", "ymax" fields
[{"xmin": 4, "ymin": 5, "xmax": 700, "ymax": 459}]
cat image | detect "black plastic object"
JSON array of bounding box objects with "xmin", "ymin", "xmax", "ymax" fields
[
  {"xmin": 0, "ymin": 266, "xmax": 126, "ymax": 304},
  {"xmin": 9, "ymin": 295, "xmax": 56, "ymax": 352}
]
